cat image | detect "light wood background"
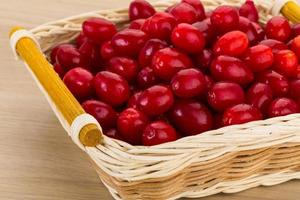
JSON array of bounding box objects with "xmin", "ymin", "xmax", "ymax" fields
[{"xmin": 1, "ymin": 0, "xmax": 300, "ymax": 199}]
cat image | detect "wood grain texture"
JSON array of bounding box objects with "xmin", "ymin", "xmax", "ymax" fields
[{"xmin": 0, "ymin": 0, "xmax": 299, "ymax": 199}]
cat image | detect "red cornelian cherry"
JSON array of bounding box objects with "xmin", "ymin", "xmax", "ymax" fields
[
  {"xmin": 210, "ymin": 5, "xmax": 239, "ymax": 33},
  {"xmin": 53, "ymin": 63, "xmax": 65, "ymax": 78},
  {"xmin": 168, "ymin": 99, "xmax": 212, "ymax": 135},
  {"xmin": 82, "ymin": 17, "xmax": 117, "ymax": 44},
  {"xmin": 107, "ymin": 57, "xmax": 138, "ymax": 82},
  {"xmin": 182, "ymin": 0, "xmax": 206, "ymax": 21},
  {"xmin": 273, "ymin": 50, "xmax": 298, "ymax": 78},
  {"xmin": 246, "ymin": 83, "xmax": 273, "ymax": 114},
  {"xmin": 50, "ymin": 44, "xmax": 74, "ymax": 64},
  {"xmin": 292, "ymin": 23, "xmax": 300, "ymax": 38},
  {"xmin": 265, "ymin": 16, "xmax": 291, "ymax": 42},
  {"xmin": 104, "ymin": 129, "xmax": 123, "ymax": 140},
  {"xmin": 194, "ymin": 49, "xmax": 213, "ymax": 72},
  {"xmin": 127, "ymin": 91, "xmax": 142, "ymax": 109},
  {"xmin": 169, "ymin": 2, "xmax": 198, "ymax": 24},
  {"xmin": 141, "ymin": 12, "xmax": 177, "ymax": 41},
  {"xmin": 129, "ymin": 0, "xmax": 156, "ymax": 21},
  {"xmin": 259, "ymin": 39, "xmax": 288, "ymax": 53},
  {"xmin": 79, "ymin": 41, "xmax": 101, "ymax": 70},
  {"xmin": 289, "ymin": 80, "xmax": 300, "ymax": 100},
  {"xmin": 171, "ymin": 68, "xmax": 206, "ymax": 98},
  {"xmin": 138, "ymin": 85, "xmax": 174, "ymax": 117},
  {"xmin": 208, "ymin": 82, "xmax": 245, "ymax": 111},
  {"xmin": 290, "ymin": 35, "xmax": 300, "ymax": 59},
  {"xmin": 238, "ymin": 16, "xmax": 260, "ymax": 45},
  {"xmin": 244, "ymin": 44, "xmax": 274, "ymax": 72},
  {"xmin": 63, "ymin": 67, "xmax": 93, "ymax": 100},
  {"xmin": 100, "ymin": 41, "xmax": 116, "ymax": 61},
  {"xmin": 268, "ymin": 97, "xmax": 300, "ymax": 118},
  {"xmin": 138, "ymin": 39, "xmax": 168, "ymax": 67},
  {"xmin": 93, "ymin": 71, "xmax": 130, "ymax": 106},
  {"xmin": 142, "ymin": 121, "xmax": 178, "ymax": 146},
  {"xmin": 223, "ymin": 104, "xmax": 262, "ymax": 126},
  {"xmin": 117, "ymin": 108, "xmax": 149, "ymax": 145},
  {"xmin": 82, "ymin": 100, "xmax": 117, "ymax": 130},
  {"xmin": 296, "ymin": 65, "xmax": 300, "ymax": 79},
  {"xmin": 129, "ymin": 19, "xmax": 146, "ymax": 29},
  {"xmin": 252, "ymin": 22, "xmax": 265, "ymax": 42},
  {"xmin": 213, "ymin": 31, "xmax": 249, "ymax": 57},
  {"xmin": 55, "ymin": 45, "xmax": 86, "ymax": 71},
  {"xmin": 111, "ymin": 29, "xmax": 148, "ymax": 57},
  {"xmin": 152, "ymin": 47, "xmax": 193, "ymax": 81},
  {"xmin": 239, "ymin": 0, "xmax": 259, "ymax": 22},
  {"xmin": 210, "ymin": 55, "xmax": 253, "ymax": 85},
  {"xmin": 76, "ymin": 32, "xmax": 89, "ymax": 48},
  {"xmin": 137, "ymin": 67, "xmax": 158, "ymax": 89},
  {"xmin": 171, "ymin": 23, "xmax": 205, "ymax": 53},
  {"xmin": 257, "ymin": 70, "xmax": 289, "ymax": 97},
  {"xmin": 193, "ymin": 18, "xmax": 216, "ymax": 45}
]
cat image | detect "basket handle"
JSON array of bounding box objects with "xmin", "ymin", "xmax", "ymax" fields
[
  {"xmin": 9, "ymin": 27, "xmax": 103, "ymax": 148},
  {"xmin": 281, "ymin": 1, "xmax": 300, "ymax": 23}
]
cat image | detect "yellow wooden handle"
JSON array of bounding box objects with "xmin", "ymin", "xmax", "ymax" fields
[
  {"xmin": 10, "ymin": 27, "xmax": 102, "ymax": 147},
  {"xmin": 281, "ymin": 1, "xmax": 300, "ymax": 23}
]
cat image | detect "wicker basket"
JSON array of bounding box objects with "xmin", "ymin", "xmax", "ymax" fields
[{"xmin": 9, "ymin": 0, "xmax": 300, "ymax": 199}]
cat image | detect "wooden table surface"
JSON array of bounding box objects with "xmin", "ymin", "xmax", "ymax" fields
[{"xmin": 1, "ymin": 0, "xmax": 300, "ymax": 199}]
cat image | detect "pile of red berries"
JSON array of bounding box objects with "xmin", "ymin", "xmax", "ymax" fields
[{"xmin": 50, "ymin": 0, "xmax": 300, "ymax": 146}]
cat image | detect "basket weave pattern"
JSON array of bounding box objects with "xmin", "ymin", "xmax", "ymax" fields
[{"xmin": 28, "ymin": 0, "xmax": 300, "ymax": 199}]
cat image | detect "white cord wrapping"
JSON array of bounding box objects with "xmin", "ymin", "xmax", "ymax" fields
[
  {"xmin": 10, "ymin": 29, "xmax": 41, "ymax": 60},
  {"xmin": 70, "ymin": 114, "xmax": 102, "ymax": 151},
  {"xmin": 272, "ymin": 0, "xmax": 296, "ymax": 16}
]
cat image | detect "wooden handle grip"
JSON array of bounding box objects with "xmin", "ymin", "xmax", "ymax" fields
[
  {"xmin": 10, "ymin": 27, "xmax": 102, "ymax": 147},
  {"xmin": 281, "ymin": 1, "xmax": 300, "ymax": 23}
]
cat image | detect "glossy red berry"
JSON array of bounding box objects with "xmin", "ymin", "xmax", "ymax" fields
[
  {"xmin": 50, "ymin": 44, "xmax": 74, "ymax": 64},
  {"xmin": 182, "ymin": 0, "xmax": 205, "ymax": 20},
  {"xmin": 208, "ymin": 82, "xmax": 245, "ymax": 111},
  {"xmin": 141, "ymin": 12, "xmax": 177, "ymax": 41},
  {"xmin": 252, "ymin": 22, "xmax": 265, "ymax": 42},
  {"xmin": 292, "ymin": 23, "xmax": 300, "ymax": 38},
  {"xmin": 246, "ymin": 83, "xmax": 273, "ymax": 114},
  {"xmin": 268, "ymin": 98, "xmax": 299, "ymax": 118},
  {"xmin": 100, "ymin": 41, "xmax": 116, "ymax": 61},
  {"xmin": 210, "ymin": 5, "xmax": 239, "ymax": 33},
  {"xmin": 138, "ymin": 39, "xmax": 168, "ymax": 67},
  {"xmin": 152, "ymin": 47, "xmax": 193, "ymax": 81},
  {"xmin": 117, "ymin": 108, "xmax": 148, "ymax": 145},
  {"xmin": 290, "ymin": 35, "xmax": 300, "ymax": 59},
  {"xmin": 76, "ymin": 32, "xmax": 89, "ymax": 48},
  {"xmin": 239, "ymin": 0, "xmax": 259, "ymax": 22},
  {"xmin": 82, "ymin": 17, "xmax": 117, "ymax": 44},
  {"xmin": 56, "ymin": 45, "xmax": 86, "ymax": 71},
  {"xmin": 193, "ymin": 18, "xmax": 215, "ymax": 45},
  {"xmin": 82, "ymin": 100, "xmax": 117, "ymax": 130},
  {"xmin": 259, "ymin": 39, "xmax": 288, "ymax": 53},
  {"xmin": 111, "ymin": 29, "xmax": 148, "ymax": 57},
  {"xmin": 136, "ymin": 67, "xmax": 158, "ymax": 89},
  {"xmin": 171, "ymin": 23, "xmax": 205, "ymax": 53},
  {"xmin": 238, "ymin": 16, "xmax": 260, "ymax": 45},
  {"xmin": 289, "ymin": 80, "xmax": 300, "ymax": 100},
  {"xmin": 223, "ymin": 104, "xmax": 262, "ymax": 126},
  {"xmin": 79, "ymin": 41, "xmax": 101, "ymax": 69},
  {"xmin": 273, "ymin": 50, "xmax": 298, "ymax": 78},
  {"xmin": 296, "ymin": 65, "xmax": 300, "ymax": 79},
  {"xmin": 169, "ymin": 2, "xmax": 198, "ymax": 24},
  {"xmin": 168, "ymin": 100, "xmax": 212, "ymax": 135},
  {"xmin": 127, "ymin": 91, "xmax": 142, "ymax": 109},
  {"xmin": 244, "ymin": 44, "xmax": 274, "ymax": 72},
  {"xmin": 257, "ymin": 70, "xmax": 289, "ymax": 97},
  {"xmin": 107, "ymin": 57, "xmax": 138, "ymax": 82},
  {"xmin": 142, "ymin": 121, "xmax": 178, "ymax": 146},
  {"xmin": 213, "ymin": 31, "xmax": 249, "ymax": 57},
  {"xmin": 265, "ymin": 16, "xmax": 291, "ymax": 42},
  {"xmin": 93, "ymin": 71, "xmax": 130, "ymax": 106},
  {"xmin": 194, "ymin": 49, "xmax": 213, "ymax": 72},
  {"xmin": 171, "ymin": 68, "xmax": 206, "ymax": 98},
  {"xmin": 104, "ymin": 129, "xmax": 123, "ymax": 140},
  {"xmin": 129, "ymin": 19, "xmax": 146, "ymax": 29},
  {"xmin": 129, "ymin": 0, "xmax": 156, "ymax": 21},
  {"xmin": 138, "ymin": 85, "xmax": 174, "ymax": 116},
  {"xmin": 63, "ymin": 67, "xmax": 93, "ymax": 100},
  {"xmin": 53, "ymin": 63, "xmax": 65, "ymax": 78},
  {"xmin": 210, "ymin": 55, "xmax": 253, "ymax": 85}
]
